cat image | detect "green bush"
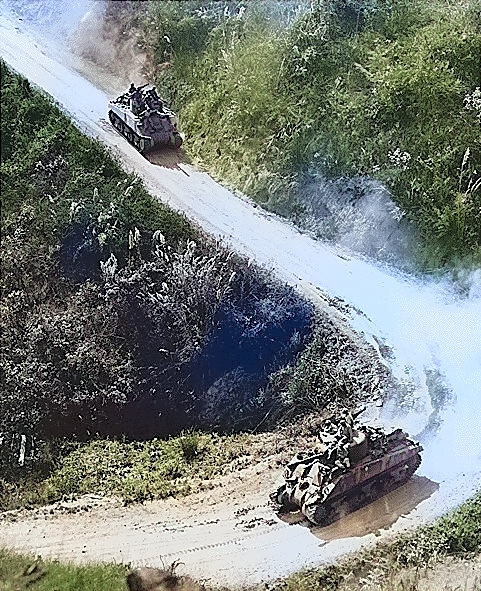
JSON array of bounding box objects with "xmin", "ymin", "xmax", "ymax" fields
[
  {"xmin": 129, "ymin": 0, "xmax": 481, "ymax": 267},
  {"xmin": 393, "ymin": 490, "xmax": 481, "ymax": 565},
  {"xmin": 180, "ymin": 431, "xmax": 200, "ymax": 462},
  {"xmin": 1, "ymin": 433, "xmax": 250, "ymax": 509}
]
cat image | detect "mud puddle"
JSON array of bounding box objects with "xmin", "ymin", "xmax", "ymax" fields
[{"xmin": 278, "ymin": 476, "xmax": 439, "ymax": 541}]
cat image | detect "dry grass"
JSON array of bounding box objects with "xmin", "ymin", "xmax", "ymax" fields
[{"xmin": 338, "ymin": 556, "xmax": 481, "ymax": 591}]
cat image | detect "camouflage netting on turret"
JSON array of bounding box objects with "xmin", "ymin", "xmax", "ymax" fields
[{"xmin": 276, "ymin": 412, "xmax": 389, "ymax": 510}]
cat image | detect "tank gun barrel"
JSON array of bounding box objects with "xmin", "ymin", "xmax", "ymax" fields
[{"xmin": 352, "ymin": 406, "xmax": 366, "ymax": 419}]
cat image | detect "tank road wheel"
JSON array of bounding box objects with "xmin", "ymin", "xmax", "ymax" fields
[
  {"xmin": 303, "ymin": 503, "xmax": 328, "ymax": 525},
  {"xmin": 109, "ymin": 111, "xmax": 123, "ymax": 133},
  {"xmin": 173, "ymin": 133, "xmax": 183, "ymax": 149},
  {"xmin": 109, "ymin": 112, "xmax": 148, "ymax": 155},
  {"xmin": 397, "ymin": 453, "xmax": 422, "ymax": 486},
  {"xmin": 337, "ymin": 500, "xmax": 351, "ymax": 519},
  {"xmin": 274, "ymin": 487, "xmax": 288, "ymax": 506}
]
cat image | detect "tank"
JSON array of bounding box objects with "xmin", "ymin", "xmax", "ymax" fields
[
  {"xmin": 272, "ymin": 410, "xmax": 423, "ymax": 525},
  {"xmin": 108, "ymin": 83, "xmax": 182, "ymax": 153}
]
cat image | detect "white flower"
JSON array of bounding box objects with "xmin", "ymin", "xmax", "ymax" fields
[
  {"xmin": 388, "ymin": 148, "xmax": 411, "ymax": 171},
  {"xmin": 464, "ymin": 87, "xmax": 481, "ymax": 120}
]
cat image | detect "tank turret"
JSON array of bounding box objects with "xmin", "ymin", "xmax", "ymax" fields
[
  {"xmin": 108, "ymin": 84, "xmax": 182, "ymax": 153},
  {"xmin": 272, "ymin": 410, "xmax": 423, "ymax": 525}
]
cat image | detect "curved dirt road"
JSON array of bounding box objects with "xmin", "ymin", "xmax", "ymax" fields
[
  {"xmin": 0, "ymin": 457, "xmax": 471, "ymax": 587},
  {"xmin": 1, "ymin": 10, "xmax": 481, "ymax": 587}
]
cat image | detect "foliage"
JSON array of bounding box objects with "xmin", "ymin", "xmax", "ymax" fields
[
  {"xmin": 127, "ymin": 0, "xmax": 481, "ymax": 267},
  {"xmin": 0, "ymin": 61, "xmax": 192, "ymax": 469},
  {"xmin": 0, "ymin": 549, "xmax": 128, "ymax": 591},
  {"xmin": 392, "ymin": 491, "xmax": 481, "ymax": 564},
  {"xmin": 266, "ymin": 314, "xmax": 390, "ymax": 413},
  {"xmin": 0, "ymin": 63, "xmax": 314, "ymax": 481},
  {"xmin": 0, "ymin": 432, "xmax": 250, "ymax": 509},
  {"xmin": 180, "ymin": 430, "xmax": 200, "ymax": 462},
  {"xmin": 277, "ymin": 0, "xmax": 481, "ymax": 266}
]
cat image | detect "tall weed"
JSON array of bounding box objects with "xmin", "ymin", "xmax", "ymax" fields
[{"xmin": 136, "ymin": 1, "xmax": 481, "ymax": 267}]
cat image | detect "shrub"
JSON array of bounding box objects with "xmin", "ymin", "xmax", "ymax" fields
[
  {"xmin": 123, "ymin": 1, "xmax": 481, "ymax": 267},
  {"xmin": 180, "ymin": 431, "xmax": 200, "ymax": 462}
]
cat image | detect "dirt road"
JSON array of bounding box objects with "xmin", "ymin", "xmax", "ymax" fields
[
  {"xmin": 1, "ymin": 9, "xmax": 480, "ymax": 587},
  {"xmin": 0, "ymin": 454, "xmax": 472, "ymax": 587}
]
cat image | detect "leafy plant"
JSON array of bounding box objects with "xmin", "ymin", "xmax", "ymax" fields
[
  {"xmin": 180, "ymin": 431, "xmax": 200, "ymax": 462},
  {"xmin": 118, "ymin": 0, "xmax": 481, "ymax": 268}
]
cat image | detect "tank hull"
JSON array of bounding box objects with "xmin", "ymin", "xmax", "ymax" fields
[
  {"xmin": 108, "ymin": 85, "xmax": 182, "ymax": 154},
  {"xmin": 273, "ymin": 424, "xmax": 423, "ymax": 526},
  {"xmin": 304, "ymin": 448, "xmax": 422, "ymax": 525}
]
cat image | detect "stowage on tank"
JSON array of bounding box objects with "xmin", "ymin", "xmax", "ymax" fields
[
  {"xmin": 272, "ymin": 410, "xmax": 423, "ymax": 525},
  {"xmin": 108, "ymin": 83, "xmax": 182, "ymax": 153}
]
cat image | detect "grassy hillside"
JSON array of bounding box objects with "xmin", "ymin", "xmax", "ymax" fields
[
  {"xmin": 1, "ymin": 62, "xmax": 390, "ymax": 509},
  {"xmin": 0, "ymin": 60, "xmax": 309, "ymax": 482},
  {"xmin": 121, "ymin": 0, "xmax": 481, "ymax": 268}
]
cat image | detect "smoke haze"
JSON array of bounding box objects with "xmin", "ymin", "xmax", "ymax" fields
[
  {"xmin": 298, "ymin": 174, "xmax": 419, "ymax": 270},
  {"xmin": 2, "ymin": 0, "xmax": 147, "ymax": 93}
]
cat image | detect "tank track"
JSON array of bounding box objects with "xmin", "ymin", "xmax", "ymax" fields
[
  {"xmin": 108, "ymin": 110, "xmax": 182, "ymax": 153},
  {"xmin": 109, "ymin": 110, "xmax": 148, "ymax": 153},
  {"xmin": 303, "ymin": 452, "xmax": 422, "ymax": 526}
]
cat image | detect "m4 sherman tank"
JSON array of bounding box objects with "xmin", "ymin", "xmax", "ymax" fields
[
  {"xmin": 108, "ymin": 83, "xmax": 182, "ymax": 153},
  {"xmin": 272, "ymin": 410, "xmax": 422, "ymax": 525}
]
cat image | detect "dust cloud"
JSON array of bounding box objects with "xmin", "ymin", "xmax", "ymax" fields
[
  {"xmin": 298, "ymin": 174, "xmax": 418, "ymax": 270},
  {"xmin": 70, "ymin": 1, "xmax": 148, "ymax": 91},
  {"xmin": 348, "ymin": 269, "xmax": 481, "ymax": 484},
  {"xmin": 296, "ymin": 172, "xmax": 481, "ymax": 485},
  {"xmin": 2, "ymin": 0, "xmax": 147, "ymax": 94},
  {"xmin": 2, "ymin": 0, "xmax": 92, "ymax": 40}
]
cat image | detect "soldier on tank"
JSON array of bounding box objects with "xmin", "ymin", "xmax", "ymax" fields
[
  {"xmin": 145, "ymin": 88, "xmax": 163, "ymax": 111},
  {"xmin": 131, "ymin": 88, "xmax": 146, "ymax": 116},
  {"xmin": 339, "ymin": 410, "xmax": 355, "ymax": 442}
]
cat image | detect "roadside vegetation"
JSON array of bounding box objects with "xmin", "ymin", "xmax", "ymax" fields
[
  {"xmin": 1, "ymin": 432, "xmax": 252, "ymax": 509},
  {"xmin": 0, "ymin": 548, "xmax": 128, "ymax": 591},
  {"xmin": 0, "ymin": 61, "xmax": 299, "ymax": 489},
  {"xmin": 108, "ymin": 0, "xmax": 481, "ymax": 269}
]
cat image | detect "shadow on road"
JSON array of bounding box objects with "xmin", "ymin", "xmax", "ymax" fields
[
  {"xmin": 146, "ymin": 145, "xmax": 192, "ymax": 174},
  {"xmin": 277, "ymin": 475, "xmax": 439, "ymax": 541}
]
